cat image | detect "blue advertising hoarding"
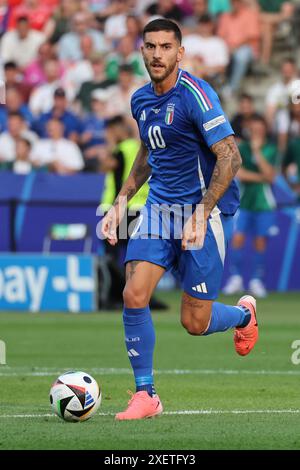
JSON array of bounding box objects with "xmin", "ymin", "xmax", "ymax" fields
[{"xmin": 0, "ymin": 254, "xmax": 97, "ymax": 312}]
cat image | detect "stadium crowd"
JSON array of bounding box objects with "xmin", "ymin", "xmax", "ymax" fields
[{"xmin": 0, "ymin": 0, "xmax": 299, "ymax": 195}]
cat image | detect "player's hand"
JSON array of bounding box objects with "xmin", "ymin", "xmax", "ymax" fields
[
  {"xmin": 182, "ymin": 207, "xmax": 207, "ymax": 251},
  {"xmin": 101, "ymin": 204, "xmax": 125, "ymax": 246}
]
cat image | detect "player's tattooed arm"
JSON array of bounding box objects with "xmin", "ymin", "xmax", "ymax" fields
[
  {"xmin": 114, "ymin": 142, "xmax": 150, "ymax": 209},
  {"xmin": 101, "ymin": 142, "xmax": 150, "ymax": 245},
  {"xmin": 202, "ymin": 135, "xmax": 242, "ymax": 218}
]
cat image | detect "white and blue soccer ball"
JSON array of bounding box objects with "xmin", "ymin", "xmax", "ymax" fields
[{"xmin": 50, "ymin": 371, "xmax": 101, "ymax": 422}]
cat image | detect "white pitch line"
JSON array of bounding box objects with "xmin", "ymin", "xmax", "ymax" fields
[
  {"xmin": 1, "ymin": 409, "xmax": 300, "ymax": 419},
  {"xmin": 1, "ymin": 368, "xmax": 300, "ymax": 377}
]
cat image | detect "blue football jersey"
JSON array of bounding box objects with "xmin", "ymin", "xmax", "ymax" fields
[{"xmin": 131, "ymin": 69, "xmax": 239, "ymax": 215}]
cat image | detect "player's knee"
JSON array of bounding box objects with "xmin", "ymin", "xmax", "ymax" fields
[
  {"xmin": 123, "ymin": 284, "xmax": 150, "ymax": 308},
  {"xmin": 181, "ymin": 317, "xmax": 210, "ymax": 336}
]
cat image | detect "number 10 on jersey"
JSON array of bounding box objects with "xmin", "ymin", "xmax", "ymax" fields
[{"xmin": 148, "ymin": 126, "xmax": 166, "ymax": 150}]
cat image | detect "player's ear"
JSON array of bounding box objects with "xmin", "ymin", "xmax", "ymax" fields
[{"xmin": 177, "ymin": 46, "xmax": 185, "ymax": 63}]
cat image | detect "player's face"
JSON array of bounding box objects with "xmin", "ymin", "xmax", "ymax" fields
[{"xmin": 141, "ymin": 31, "xmax": 184, "ymax": 83}]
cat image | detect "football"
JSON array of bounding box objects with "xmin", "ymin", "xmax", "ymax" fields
[{"xmin": 50, "ymin": 371, "xmax": 101, "ymax": 422}]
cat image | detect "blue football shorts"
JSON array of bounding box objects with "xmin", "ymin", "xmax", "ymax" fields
[
  {"xmin": 125, "ymin": 205, "xmax": 234, "ymax": 300},
  {"xmin": 235, "ymin": 209, "xmax": 275, "ymax": 237}
]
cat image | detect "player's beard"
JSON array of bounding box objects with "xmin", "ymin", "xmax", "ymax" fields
[{"xmin": 145, "ymin": 59, "xmax": 178, "ymax": 83}]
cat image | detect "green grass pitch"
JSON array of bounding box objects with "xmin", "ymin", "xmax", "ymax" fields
[{"xmin": 1, "ymin": 291, "xmax": 300, "ymax": 450}]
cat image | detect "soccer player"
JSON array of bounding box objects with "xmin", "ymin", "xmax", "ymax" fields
[
  {"xmin": 223, "ymin": 115, "xmax": 277, "ymax": 298},
  {"xmin": 101, "ymin": 19, "xmax": 259, "ymax": 420}
]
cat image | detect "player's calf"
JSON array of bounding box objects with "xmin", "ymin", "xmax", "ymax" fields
[{"xmin": 181, "ymin": 293, "xmax": 212, "ymax": 335}]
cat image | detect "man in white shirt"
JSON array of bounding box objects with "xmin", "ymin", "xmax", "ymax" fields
[
  {"xmin": 30, "ymin": 118, "xmax": 84, "ymax": 174},
  {"xmin": 58, "ymin": 12, "xmax": 107, "ymax": 62},
  {"xmin": 182, "ymin": 14, "xmax": 229, "ymax": 81},
  {"xmin": 265, "ymin": 58, "xmax": 300, "ymax": 152},
  {"xmin": 0, "ymin": 112, "xmax": 37, "ymax": 163},
  {"xmin": 104, "ymin": 0, "xmax": 131, "ymax": 42},
  {"xmin": 29, "ymin": 59, "xmax": 72, "ymax": 116},
  {"xmin": 0, "ymin": 16, "xmax": 45, "ymax": 70}
]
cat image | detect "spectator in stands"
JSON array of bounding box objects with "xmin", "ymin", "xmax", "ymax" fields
[
  {"xmin": 182, "ymin": 14, "xmax": 229, "ymax": 84},
  {"xmin": 3, "ymin": 61, "xmax": 32, "ymax": 102},
  {"xmin": 265, "ymin": 58, "xmax": 300, "ymax": 154},
  {"xmin": 223, "ymin": 115, "xmax": 277, "ymax": 298},
  {"xmin": 76, "ymin": 52, "xmax": 115, "ymax": 113},
  {"xmin": 217, "ymin": 0, "xmax": 261, "ymax": 95},
  {"xmin": 106, "ymin": 35, "xmax": 147, "ymax": 81},
  {"xmin": 104, "ymin": 0, "xmax": 132, "ymax": 42},
  {"xmin": 231, "ymin": 93, "xmax": 257, "ymax": 142},
  {"xmin": 255, "ymin": 0, "xmax": 295, "ymax": 66},
  {"xmin": 182, "ymin": 0, "xmax": 208, "ymax": 30},
  {"xmin": 29, "ymin": 58, "xmax": 71, "ymax": 116},
  {"xmin": 47, "ymin": 0, "xmax": 78, "ymax": 44},
  {"xmin": 0, "ymin": 15, "xmax": 45, "ymax": 69},
  {"xmin": 0, "ymin": 111, "xmax": 37, "ymax": 164},
  {"xmin": 0, "ymin": 86, "xmax": 33, "ymax": 132},
  {"xmin": 0, "ymin": 0, "xmax": 10, "ymax": 37},
  {"xmin": 11, "ymin": 137, "xmax": 34, "ymax": 174},
  {"xmin": 126, "ymin": 14, "xmax": 143, "ymax": 49},
  {"xmin": 30, "ymin": 118, "xmax": 84, "ymax": 174},
  {"xmin": 58, "ymin": 11, "xmax": 107, "ymax": 62},
  {"xmin": 208, "ymin": 0, "xmax": 231, "ymax": 16},
  {"xmin": 81, "ymin": 89, "xmax": 109, "ymax": 172},
  {"xmin": 32, "ymin": 87, "xmax": 82, "ymax": 143},
  {"xmin": 8, "ymin": 0, "xmax": 54, "ymax": 34},
  {"xmin": 62, "ymin": 35, "xmax": 95, "ymax": 101},
  {"xmin": 100, "ymin": 64, "xmax": 142, "ymax": 135},
  {"xmin": 24, "ymin": 41, "xmax": 62, "ymax": 87},
  {"xmin": 282, "ymin": 124, "xmax": 300, "ymax": 198},
  {"xmin": 145, "ymin": 0, "xmax": 184, "ymax": 23},
  {"xmin": 288, "ymin": 102, "xmax": 300, "ymax": 139}
]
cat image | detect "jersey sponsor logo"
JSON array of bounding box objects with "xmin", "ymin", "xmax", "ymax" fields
[
  {"xmin": 192, "ymin": 283, "xmax": 208, "ymax": 293},
  {"xmin": 151, "ymin": 108, "xmax": 161, "ymax": 114},
  {"xmin": 140, "ymin": 110, "xmax": 146, "ymax": 121},
  {"xmin": 165, "ymin": 103, "xmax": 175, "ymax": 125},
  {"xmin": 203, "ymin": 115, "xmax": 226, "ymax": 131}
]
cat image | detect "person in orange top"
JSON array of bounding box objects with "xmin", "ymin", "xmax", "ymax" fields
[{"xmin": 217, "ymin": 0, "xmax": 261, "ymax": 94}]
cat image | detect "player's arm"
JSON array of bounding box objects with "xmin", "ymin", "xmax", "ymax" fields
[
  {"xmin": 201, "ymin": 135, "xmax": 242, "ymax": 218},
  {"xmin": 101, "ymin": 141, "xmax": 150, "ymax": 245},
  {"xmin": 182, "ymin": 135, "xmax": 241, "ymax": 250},
  {"xmin": 113, "ymin": 141, "xmax": 150, "ymax": 209}
]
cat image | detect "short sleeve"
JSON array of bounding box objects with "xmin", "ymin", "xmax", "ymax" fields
[
  {"xmin": 130, "ymin": 95, "xmax": 137, "ymax": 121},
  {"xmin": 187, "ymin": 78, "xmax": 234, "ymax": 147}
]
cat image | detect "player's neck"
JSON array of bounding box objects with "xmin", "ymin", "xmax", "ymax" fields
[{"xmin": 152, "ymin": 68, "xmax": 179, "ymax": 96}]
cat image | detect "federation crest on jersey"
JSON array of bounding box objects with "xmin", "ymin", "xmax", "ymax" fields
[{"xmin": 165, "ymin": 103, "xmax": 175, "ymax": 125}]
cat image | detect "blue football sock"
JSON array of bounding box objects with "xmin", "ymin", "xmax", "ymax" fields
[
  {"xmin": 230, "ymin": 246, "xmax": 243, "ymax": 276},
  {"xmin": 123, "ymin": 306, "xmax": 156, "ymax": 397},
  {"xmin": 252, "ymin": 249, "xmax": 266, "ymax": 281},
  {"xmin": 203, "ymin": 302, "xmax": 251, "ymax": 335}
]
